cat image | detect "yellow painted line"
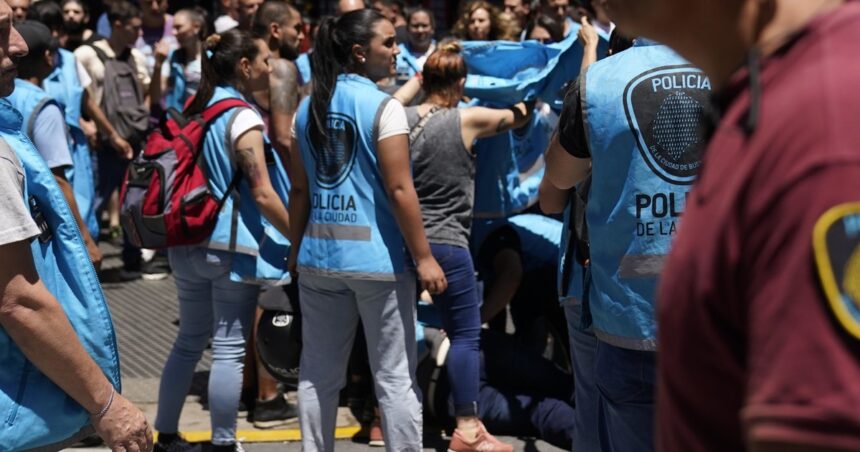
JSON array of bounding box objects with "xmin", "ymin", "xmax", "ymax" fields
[{"xmin": 155, "ymin": 426, "xmax": 362, "ymax": 443}]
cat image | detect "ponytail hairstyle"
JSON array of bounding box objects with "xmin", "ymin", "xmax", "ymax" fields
[
  {"xmin": 422, "ymin": 40, "xmax": 468, "ymax": 107},
  {"xmin": 309, "ymin": 9, "xmax": 387, "ymax": 152},
  {"xmin": 185, "ymin": 28, "xmax": 260, "ymax": 116}
]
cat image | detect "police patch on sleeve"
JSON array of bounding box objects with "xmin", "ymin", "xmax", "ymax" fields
[{"xmin": 813, "ymin": 203, "xmax": 860, "ymax": 342}]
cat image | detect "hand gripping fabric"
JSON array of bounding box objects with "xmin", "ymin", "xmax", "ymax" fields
[{"xmin": 119, "ymin": 98, "xmax": 250, "ymax": 248}]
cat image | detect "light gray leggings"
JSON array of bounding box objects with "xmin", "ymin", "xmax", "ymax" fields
[{"xmin": 298, "ymin": 274, "xmax": 422, "ymax": 452}]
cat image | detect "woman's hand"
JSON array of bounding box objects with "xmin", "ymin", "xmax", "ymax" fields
[{"xmin": 416, "ymin": 256, "xmax": 447, "ymax": 295}]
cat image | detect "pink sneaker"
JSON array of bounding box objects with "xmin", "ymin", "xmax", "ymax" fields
[{"xmin": 447, "ymin": 422, "xmax": 513, "ymax": 452}]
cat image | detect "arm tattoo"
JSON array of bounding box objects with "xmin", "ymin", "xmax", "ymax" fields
[
  {"xmin": 495, "ymin": 117, "xmax": 509, "ymax": 133},
  {"xmin": 270, "ymin": 59, "xmax": 299, "ymax": 115},
  {"xmin": 236, "ymin": 147, "xmax": 263, "ymax": 187}
]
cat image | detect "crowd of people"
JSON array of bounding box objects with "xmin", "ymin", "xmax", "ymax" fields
[{"xmin": 0, "ymin": 0, "xmax": 859, "ymax": 452}]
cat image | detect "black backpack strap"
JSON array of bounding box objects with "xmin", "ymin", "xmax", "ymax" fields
[
  {"xmin": 409, "ymin": 105, "xmax": 441, "ymax": 144},
  {"xmin": 88, "ymin": 43, "xmax": 111, "ymax": 63}
]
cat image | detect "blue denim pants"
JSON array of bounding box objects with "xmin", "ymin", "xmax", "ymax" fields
[
  {"xmin": 155, "ymin": 247, "xmax": 260, "ymax": 446},
  {"xmin": 564, "ymin": 302, "xmax": 600, "ymax": 452},
  {"xmin": 429, "ymin": 243, "xmax": 482, "ymax": 416},
  {"xmin": 595, "ymin": 340, "xmax": 656, "ymax": 452}
]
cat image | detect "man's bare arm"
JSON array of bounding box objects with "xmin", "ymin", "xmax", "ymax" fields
[
  {"xmin": 0, "ymin": 239, "xmax": 151, "ymax": 450},
  {"xmin": 269, "ymin": 59, "xmax": 300, "ymax": 168}
]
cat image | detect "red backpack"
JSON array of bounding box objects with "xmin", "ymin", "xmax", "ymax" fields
[{"xmin": 120, "ymin": 98, "xmax": 249, "ymax": 249}]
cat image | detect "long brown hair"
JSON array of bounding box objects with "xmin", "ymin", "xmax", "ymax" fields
[{"xmin": 452, "ymin": 0, "xmax": 503, "ymax": 41}]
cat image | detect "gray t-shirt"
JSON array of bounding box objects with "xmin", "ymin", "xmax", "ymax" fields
[
  {"xmin": 406, "ymin": 106, "xmax": 475, "ymax": 249},
  {"xmin": 0, "ymin": 139, "xmax": 40, "ymax": 246}
]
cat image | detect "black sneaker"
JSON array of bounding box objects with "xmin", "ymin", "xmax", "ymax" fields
[
  {"xmin": 117, "ymin": 268, "xmax": 142, "ymax": 282},
  {"xmin": 153, "ymin": 435, "xmax": 201, "ymax": 452},
  {"xmin": 252, "ymin": 393, "xmax": 297, "ymax": 429},
  {"xmin": 142, "ymin": 255, "xmax": 170, "ymax": 281}
]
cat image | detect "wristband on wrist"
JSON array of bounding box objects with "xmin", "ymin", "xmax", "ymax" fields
[{"xmin": 91, "ymin": 386, "xmax": 115, "ymax": 418}]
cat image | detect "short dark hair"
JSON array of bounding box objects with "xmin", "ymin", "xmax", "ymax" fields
[
  {"xmin": 251, "ymin": 0, "xmax": 293, "ymax": 39},
  {"xmin": 28, "ymin": 1, "xmax": 64, "ymax": 33},
  {"xmin": 525, "ymin": 14, "xmax": 563, "ymax": 43},
  {"xmin": 61, "ymin": 0, "xmax": 89, "ymax": 16},
  {"xmin": 405, "ymin": 6, "xmax": 434, "ymax": 29},
  {"xmin": 107, "ymin": 0, "xmax": 141, "ymax": 25}
]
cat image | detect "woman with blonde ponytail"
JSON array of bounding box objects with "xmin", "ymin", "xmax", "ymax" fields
[
  {"xmin": 153, "ymin": 28, "xmax": 292, "ymax": 452},
  {"xmin": 403, "ymin": 40, "xmax": 532, "ymax": 452}
]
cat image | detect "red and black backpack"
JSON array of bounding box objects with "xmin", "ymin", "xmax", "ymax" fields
[{"xmin": 119, "ymin": 99, "xmax": 249, "ymax": 249}]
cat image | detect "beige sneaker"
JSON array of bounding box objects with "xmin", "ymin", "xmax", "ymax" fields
[{"xmin": 447, "ymin": 422, "xmax": 514, "ymax": 452}]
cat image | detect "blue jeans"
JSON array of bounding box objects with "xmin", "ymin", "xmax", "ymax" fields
[
  {"xmin": 92, "ymin": 148, "xmax": 139, "ymax": 268},
  {"xmin": 430, "ymin": 243, "xmax": 482, "ymax": 416},
  {"xmin": 474, "ymin": 330, "xmax": 575, "ymax": 450},
  {"xmin": 155, "ymin": 247, "xmax": 260, "ymax": 446},
  {"xmin": 595, "ymin": 341, "xmax": 656, "ymax": 452},
  {"xmin": 564, "ymin": 303, "xmax": 600, "ymax": 452}
]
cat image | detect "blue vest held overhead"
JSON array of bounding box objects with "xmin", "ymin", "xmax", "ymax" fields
[
  {"xmin": 461, "ymin": 28, "xmax": 608, "ymax": 109},
  {"xmin": 203, "ymin": 85, "xmax": 292, "ymax": 285},
  {"xmin": 581, "ymin": 40, "xmax": 711, "ymax": 350},
  {"xmin": 0, "ymin": 99, "xmax": 120, "ymax": 451},
  {"xmin": 42, "ymin": 54, "xmax": 101, "ymax": 238},
  {"xmin": 295, "ymin": 74, "xmax": 407, "ymax": 280}
]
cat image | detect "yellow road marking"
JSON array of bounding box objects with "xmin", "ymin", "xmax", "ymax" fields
[{"xmin": 155, "ymin": 426, "xmax": 362, "ymax": 443}]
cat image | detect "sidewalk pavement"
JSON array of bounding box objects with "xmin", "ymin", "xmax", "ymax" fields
[{"xmin": 87, "ymin": 243, "xmax": 562, "ymax": 451}]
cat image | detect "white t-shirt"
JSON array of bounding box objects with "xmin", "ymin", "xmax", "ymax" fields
[
  {"xmin": 230, "ymin": 108, "xmax": 265, "ymax": 149},
  {"xmin": 290, "ymin": 100, "xmax": 409, "ymax": 142},
  {"xmin": 0, "ymin": 139, "xmax": 40, "ymax": 245}
]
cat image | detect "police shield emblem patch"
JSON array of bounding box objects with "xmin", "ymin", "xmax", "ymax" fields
[
  {"xmin": 623, "ymin": 65, "xmax": 711, "ymax": 185},
  {"xmin": 310, "ymin": 112, "xmax": 358, "ymax": 189},
  {"xmin": 813, "ymin": 203, "xmax": 860, "ymax": 342}
]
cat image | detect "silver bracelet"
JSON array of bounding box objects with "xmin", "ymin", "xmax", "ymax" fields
[{"xmin": 92, "ymin": 387, "xmax": 115, "ymax": 419}]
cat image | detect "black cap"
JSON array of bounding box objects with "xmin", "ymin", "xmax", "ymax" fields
[{"xmin": 15, "ymin": 20, "xmax": 55, "ymax": 58}]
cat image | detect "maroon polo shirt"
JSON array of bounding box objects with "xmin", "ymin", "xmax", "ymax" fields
[{"xmin": 657, "ymin": 3, "xmax": 860, "ymax": 451}]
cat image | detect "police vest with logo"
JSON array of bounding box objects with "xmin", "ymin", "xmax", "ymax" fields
[
  {"xmin": 0, "ymin": 99, "xmax": 120, "ymax": 451},
  {"xmin": 203, "ymin": 85, "xmax": 292, "ymax": 285},
  {"xmin": 582, "ymin": 40, "xmax": 710, "ymax": 350},
  {"xmin": 295, "ymin": 74, "xmax": 407, "ymax": 280},
  {"xmin": 44, "ymin": 52, "xmax": 100, "ymax": 238}
]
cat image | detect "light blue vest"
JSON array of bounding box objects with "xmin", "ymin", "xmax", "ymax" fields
[
  {"xmin": 295, "ymin": 74, "xmax": 407, "ymax": 280},
  {"xmin": 44, "ymin": 49, "xmax": 84, "ymax": 129},
  {"xmin": 296, "ymin": 53, "xmax": 312, "ymax": 86},
  {"xmin": 202, "ymin": 85, "xmax": 292, "ymax": 285},
  {"xmin": 394, "ymin": 41, "xmax": 433, "ymax": 85},
  {"xmin": 582, "ymin": 41, "xmax": 710, "ymax": 350},
  {"xmin": 0, "ymin": 99, "xmax": 120, "ymax": 451},
  {"xmin": 164, "ymin": 48, "xmax": 188, "ymax": 112},
  {"xmin": 42, "ymin": 53, "xmax": 100, "ymax": 238}
]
